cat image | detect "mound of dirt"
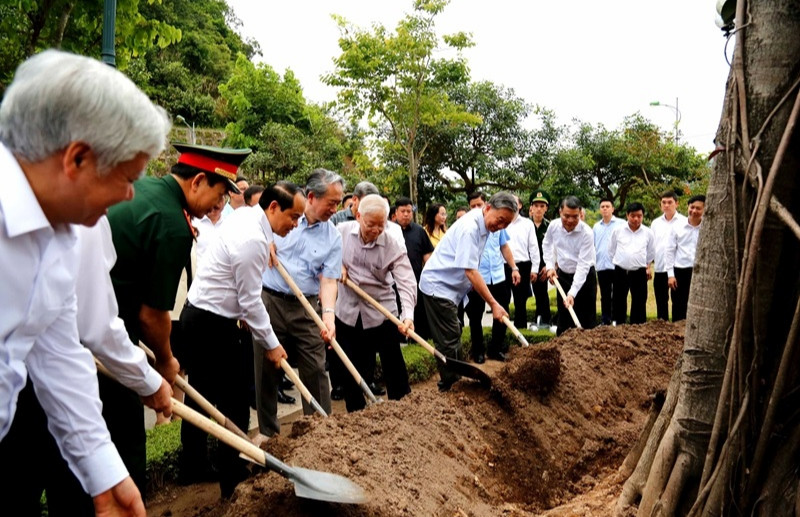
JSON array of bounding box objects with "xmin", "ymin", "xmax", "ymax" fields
[{"xmin": 193, "ymin": 321, "xmax": 685, "ymax": 516}]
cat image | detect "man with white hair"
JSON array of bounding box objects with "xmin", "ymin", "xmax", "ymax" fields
[
  {"xmin": 335, "ymin": 194, "xmax": 415, "ymax": 411},
  {"xmin": 419, "ymin": 192, "xmax": 519, "ymax": 392},
  {"xmin": 0, "ymin": 50, "xmax": 171, "ymax": 516}
]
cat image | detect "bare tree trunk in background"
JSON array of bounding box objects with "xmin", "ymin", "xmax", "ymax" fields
[{"xmin": 616, "ymin": 0, "xmax": 800, "ymax": 515}]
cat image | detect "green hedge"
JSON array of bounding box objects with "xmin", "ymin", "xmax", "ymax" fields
[{"xmin": 146, "ymin": 419, "xmax": 183, "ymax": 495}]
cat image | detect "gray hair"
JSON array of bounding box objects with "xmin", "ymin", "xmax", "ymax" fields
[
  {"xmin": 306, "ymin": 168, "xmax": 345, "ymax": 198},
  {"xmin": 357, "ymin": 194, "xmax": 388, "ymax": 218},
  {"xmin": 487, "ymin": 191, "xmax": 518, "ymax": 213},
  {"xmin": 352, "ymin": 181, "xmax": 379, "ymax": 199},
  {"xmin": 0, "ymin": 50, "xmax": 171, "ymax": 173},
  {"xmin": 560, "ymin": 195, "xmax": 583, "ymax": 210}
]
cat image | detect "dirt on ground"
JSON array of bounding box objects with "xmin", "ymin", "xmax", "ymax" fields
[{"xmin": 148, "ymin": 320, "xmax": 684, "ymax": 517}]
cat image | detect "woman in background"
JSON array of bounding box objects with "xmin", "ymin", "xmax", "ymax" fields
[{"xmin": 424, "ymin": 203, "xmax": 448, "ymax": 248}]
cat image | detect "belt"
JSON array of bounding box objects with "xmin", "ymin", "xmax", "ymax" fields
[{"xmin": 262, "ymin": 286, "xmax": 300, "ymax": 301}]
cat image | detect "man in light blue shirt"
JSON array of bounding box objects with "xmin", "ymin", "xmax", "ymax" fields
[
  {"xmin": 259, "ymin": 169, "xmax": 343, "ymax": 428},
  {"xmin": 462, "ymin": 193, "xmax": 520, "ymax": 365},
  {"xmin": 420, "ymin": 192, "xmax": 519, "ymax": 392},
  {"xmin": 593, "ymin": 198, "xmax": 621, "ymax": 325}
]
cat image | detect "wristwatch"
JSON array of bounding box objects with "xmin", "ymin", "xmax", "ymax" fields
[
  {"xmin": 322, "ymin": 308, "xmax": 335, "ymax": 314},
  {"xmin": 512, "ymin": 267, "xmax": 519, "ymax": 272}
]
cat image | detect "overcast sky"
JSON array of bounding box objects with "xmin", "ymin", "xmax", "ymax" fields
[{"xmin": 225, "ymin": 0, "xmax": 731, "ymax": 153}]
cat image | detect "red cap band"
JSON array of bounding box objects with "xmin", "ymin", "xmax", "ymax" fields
[{"xmin": 177, "ymin": 152, "xmax": 237, "ymax": 180}]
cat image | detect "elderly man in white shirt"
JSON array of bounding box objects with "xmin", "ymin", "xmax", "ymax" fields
[
  {"xmin": 0, "ymin": 50, "xmax": 170, "ymax": 516},
  {"xmin": 179, "ymin": 182, "xmax": 304, "ymax": 497},
  {"xmin": 503, "ymin": 194, "xmax": 540, "ymax": 330},
  {"xmin": 608, "ymin": 202, "xmax": 655, "ymax": 325},
  {"xmin": 336, "ymin": 195, "xmax": 416, "ymax": 412},
  {"xmin": 665, "ymin": 195, "xmax": 705, "ymax": 322},
  {"xmin": 542, "ymin": 196, "xmax": 597, "ymax": 335},
  {"xmin": 651, "ymin": 190, "xmax": 688, "ymax": 321}
]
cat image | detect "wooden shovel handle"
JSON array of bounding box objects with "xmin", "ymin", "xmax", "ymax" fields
[
  {"xmin": 273, "ymin": 260, "xmax": 376, "ymax": 404},
  {"xmin": 342, "ymin": 278, "xmax": 447, "ymax": 363},
  {"xmin": 139, "ymin": 343, "xmax": 251, "ymax": 441},
  {"xmin": 501, "ymin": 316, "xmax": 530, "ymax": 347},
  {"xmin": 552, "ymin": 277, "xmax": 582, "ymax": 329}
]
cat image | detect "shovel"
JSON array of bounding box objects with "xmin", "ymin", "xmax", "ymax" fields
[
  {"xmin": 342, "ymin": 278, "xmax": 491, "ymax": 387},
  {"xmin": 552, "ymin": 277, "xmax": 582, "ymax": 329},
  {"xmin": 273, "ymin": 258, "xmax": 379, "ymax": 405},
  {"xmin": 501, "ymin": 316, "xmax": 531, "ymax": 347},
  {"xmin": 138, "ymin": 343, "xmax": 253, "ymax": 441},
  {"xmin": 94, "ymin": 358, "xmax": 366, "ymax": 504},
  {"xmin": 280, "ymin": 358, "xmax": 328, "ymax": 417}
]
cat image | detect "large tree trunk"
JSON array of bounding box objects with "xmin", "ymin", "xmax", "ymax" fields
[{"xmin": 616, "ymin": 0, "xmax": 800, "ymax": 515}]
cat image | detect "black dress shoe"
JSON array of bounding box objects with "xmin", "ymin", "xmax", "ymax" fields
[
  {"xmin": 368, "ymin": 382, "xmax": 386, "ymax": 396},
  {"xmin": 331, "ymin": 385, "xmax": 345, "ymax": 401},
  {"xmin": 437, "ymin": 379, "xmax": 455, "ymax": 392},
  {"xmin": 279, "ymin": 377, "xmax": 295, "ymax": 391},
  {"xmin": 487, "ymin": 351, "xmax": 507, "ymax": 362},
  {"xmin": 473, "ymin": 354, "xmax": 485, "ymax": 364},
  {"xmin": 277, "ymin": 389, "xmax": 296, "ymax": 405}
]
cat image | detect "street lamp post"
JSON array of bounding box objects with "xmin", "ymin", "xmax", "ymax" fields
[
  {"xmin": 175, "ymin": 115, "xmax": 196, "ymax": 145},
  {"xmin": 649, "ymin": 97, "xmax": 681, "ymax": 144}
]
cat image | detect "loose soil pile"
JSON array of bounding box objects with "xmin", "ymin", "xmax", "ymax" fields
[{"xmin": 160, "ymin": 321, "xmax": 684, "ymax": 516}]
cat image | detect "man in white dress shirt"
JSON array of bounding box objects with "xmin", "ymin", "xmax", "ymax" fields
[
  {"xmin": 0, "ymin": 50, "xmax": 170, "ymax": 516},
  {"xmin": 503, "ymin": 194, "xmax": 540, "ymax": 330},
  {"xmin": 665, "ymin": 195, "xmax": 705, "ymax": 322},
  {"xmin": 593, "ymin": 198, "xmax": 621, "ymax": 325},
  {"xmin": 542, "ymin": 196, "xmax": 597, "ymax": 335},
  {"xmin": 651, "ymin": 190, "xmax": 687, "ymax": 321},
  {"xmin": 179, "ymin": 181, "xmax": 304, "ymax": 497},
  {"xmin": 609, "ymin": 202, "xmax": 655, "ymax": 325}
]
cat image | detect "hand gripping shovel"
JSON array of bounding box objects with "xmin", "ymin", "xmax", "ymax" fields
[
  {"xmin": 94, "ymin": 358, "xmax": 365, "ymax": 504},
  {"xmin": 273, "ymin": 258, "xmax": 379, "ymax": 405},
  {"xmin": 342, "ymin": 278, "xmax": 491, "ymax": 388},
  {"xmin": 552, "ymin": 277, "xmax": 582, "ymax": 329}
]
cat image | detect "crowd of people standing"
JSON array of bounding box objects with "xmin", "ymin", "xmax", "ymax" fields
[{"xmin": 0, "ymin": 49, "xmax": 707, "ymax": 514}]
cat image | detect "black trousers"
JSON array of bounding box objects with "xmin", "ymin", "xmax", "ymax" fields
[
  {"xmin": 654, "ymin": 271, "xmax": 672, "ymax": 321},
  {"xmin": 597, "ymin": 269, "xmax": 615, "ymax": 325},
  {"xmin": 531, "ymin": 272, "xmax": 552, "ymax": 325},
  {"xmin": 505, "ymin": 261, "xmax": 532, "ymax": 329},
  {"xmin": 465, "ymin": 280, "xmax": 510, "ymax": 358},
  {"xmin": 0, "ymin": 381, "xmax": 95, "ymax": 517},
  {"xmin": 671, "ymin": 267, "xmax": 693, "ymax": 322},
  {"xmin": 422, "ymin": 293, "xmax": 462, "ymax": 384},
  {"xmin": 179, "ymin": 303, "xmax": 250, "ymax": 498},
  {"xmin": 335, "ymin": 316, "xmax": 410, "ymax": 412},
  {"xmin": 613, "ymin": 266, "xmax": 649, "ymax": 324},
  {"xmin": 555, "ymin": 267, "xmax": 597, "ymax": 336}
]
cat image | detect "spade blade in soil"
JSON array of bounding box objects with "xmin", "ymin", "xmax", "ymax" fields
[
  {"xmin": 440, "ymin": 357, "xmax": 492, "ymax": 387},
  {"xmin": 262, "ymin": 451, "xmax": 368, "ymax": 504},
  {"xmin": 290, "ymin": 466, "xmax": 368, "ymax": 504}
]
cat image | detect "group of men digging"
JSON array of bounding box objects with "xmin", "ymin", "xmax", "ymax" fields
[{"xmin": 0, "ymin": 50, "xmax": 705, "ymax": 515}]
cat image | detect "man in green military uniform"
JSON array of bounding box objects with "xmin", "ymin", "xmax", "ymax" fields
[
  {"xmin": 100, "ymin": 143, "xmax": 250, "ymax": 499},
  {"xmin": 529, "ymin": 189, "xmax": 551, "ymax": 327}
]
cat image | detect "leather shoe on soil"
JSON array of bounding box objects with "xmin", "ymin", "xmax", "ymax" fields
[
  {"xmin": 368, "ymin": 382, "xmax": 386, "ymax": 396},
  {"xmin": 487, "ymin": 351, "xmax": 507, "ymax": 362},
  {"xmin": 331, "ymin": 385, "xmax": 345, "ymax": 401},
  {"xmin": 277, "ymin": 389, "xmax": 296, "ymax": 405},
  {"xmin": 473, "ymin": 354, "xmax": 486, "ymax": 364},
  {"xmin": 437, "ymin": 379, "xmax": 456, "ymax": 392}
]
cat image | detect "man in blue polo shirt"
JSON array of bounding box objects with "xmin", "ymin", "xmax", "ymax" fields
[
  {"xmin": 257, "ymin": 169, "xmax": 344, "ymax": 434},
  {"xmin": 419, "ymin": 192, "xmax": 519, "ymax": 392}
]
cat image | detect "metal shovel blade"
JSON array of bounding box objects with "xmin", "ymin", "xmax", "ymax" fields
[
  {"xmin": 246, "ymin": 450, "xmax": 368, "ymax": 504},
  {"xmin": 437, "ymin": 356, "xmax": 492, "ymax": 387},
  {"xmin": 289, "ymin": 465, "xmax": 368, "ymax": 504}
]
